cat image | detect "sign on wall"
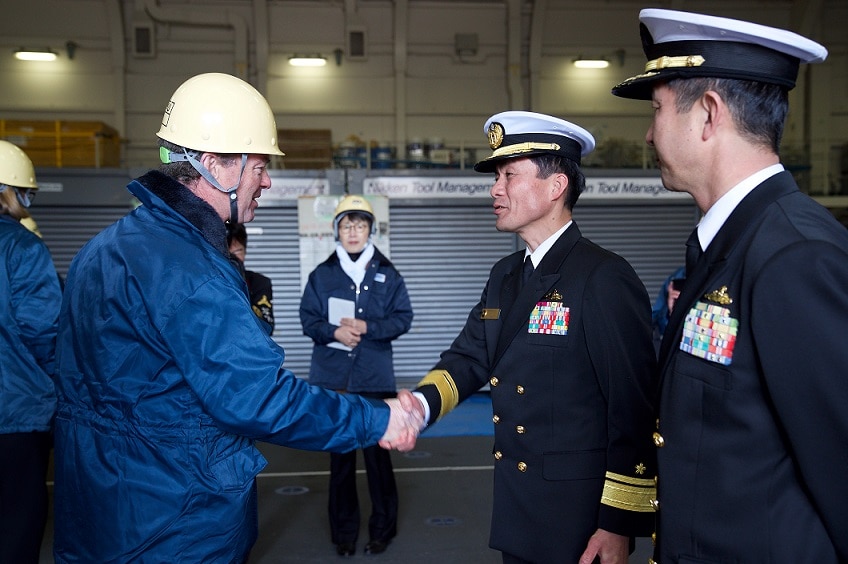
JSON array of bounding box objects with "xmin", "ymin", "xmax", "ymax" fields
[{"xmin": 363, "ymin": 175, "xmax": 689, "ymax": 200}]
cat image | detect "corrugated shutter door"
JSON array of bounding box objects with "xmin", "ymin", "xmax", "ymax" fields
[
  {"xmin": 245, "ymin": 202, "xmax": 519, "ymax": 388},
  {"xmin": 388, "ymin": 201, "xmax": 519, "ymax": 387},
  {"xmin": 31, "ymin": 197, "xmax": 697, "ymax": 392},
  {"xmin": 241, "ymin": 205, "xmax": 316, "ymax": 380},
  {"xmin": 30, "ymin": 206, "xmax": 131, "ymax": 276},
  {"xmin": 574, "ymin": 202, "xmax": 699, "ymax": 299}
]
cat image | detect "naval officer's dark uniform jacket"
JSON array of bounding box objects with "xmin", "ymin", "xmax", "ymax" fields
[
  {"xmin": 655, "ymin": 171, "xmax": 848, "ymax": 562},
  {"xmin": 416, "ymin": 223, "xmax": 657, "ymax": 563}
]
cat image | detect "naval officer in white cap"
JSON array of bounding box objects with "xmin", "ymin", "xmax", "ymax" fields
[
  {"xmin": 613, "ymin": 9, "xmax": 848, "ymax": 563},
  {"xmin": 398, "ymin": 111, "xmax": 658, "ymax": 563}
]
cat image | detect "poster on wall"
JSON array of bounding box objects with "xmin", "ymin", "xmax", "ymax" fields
[{"xmin": 297, "ymin": 195, "xmax": 391, "ymax": 292}]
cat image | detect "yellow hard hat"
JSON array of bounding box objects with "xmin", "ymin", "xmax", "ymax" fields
[
  {"xmin": 0, "ymin": 140, "xmax": 37, "ymax": 189},
  {"xmin": 333, "ymin": 194, "xmax": 375, "ymax": 238},
  {"xmin": 156, "ymin": 73, "xmax": 284, "ymax": 156}
]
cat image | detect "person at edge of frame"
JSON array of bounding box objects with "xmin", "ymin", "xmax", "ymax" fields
[{"xmin": 612, "ymin": 8, "xmax": 848, "ymax": 563}]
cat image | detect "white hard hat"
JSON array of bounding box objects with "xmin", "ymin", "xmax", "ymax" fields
[
  {"xmin": 0, "ymin": 140, "xmax": 37, "ymax": 189},
  {"xmin": 156, "ymin": 72, "xmax": 284, "ymax": 156}
]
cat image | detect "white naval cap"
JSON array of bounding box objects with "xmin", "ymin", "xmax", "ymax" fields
[
  {"xmin": 474, "ymin": 111, "xmax": 595, "ymax": 173},
  {"xmin": 612, "ymin": 9, "xmax": 828, "ymax": 100}
]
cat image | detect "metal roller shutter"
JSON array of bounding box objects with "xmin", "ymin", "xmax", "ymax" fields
[
  {"xmin": 388, "ymin": 201, "xmax": 519, "ymax": 387},
  {"xmin": 31, "ymin": 206, "xmax": 131, "ymax": 277},
  {"xmin": 29, "ymin": 195, "xmax": 697, "ymax": 391}
]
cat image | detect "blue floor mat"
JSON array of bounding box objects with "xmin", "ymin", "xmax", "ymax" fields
[{"xmin": 421, "ymin": 392, "xmax": 493, "ymax": 438}]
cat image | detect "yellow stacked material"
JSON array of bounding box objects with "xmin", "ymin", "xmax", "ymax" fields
[{"xmin": 0, "ymin": 120, "xmax": 121, "ymax": 168}]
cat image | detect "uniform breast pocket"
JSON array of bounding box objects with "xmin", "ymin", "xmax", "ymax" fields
[
  {"xmin": 526, "ymin": 331, "xmax": 570, "ymax": 349},
  {"xmin": 526, "ymin": 301, "xmax": 571, "ymax": 347},
  {"xmin": 674, "ymin": 350, "xmax": 733, "ymax": 391}
]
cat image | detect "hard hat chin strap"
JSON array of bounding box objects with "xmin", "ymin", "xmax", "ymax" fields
[
  {"xmin": 0, "ymin": 183, "xmax": 34, "ymax": 208},
  {"xmin": 163, "ymin": 148, "xmax": 247, "ymax": 224}
]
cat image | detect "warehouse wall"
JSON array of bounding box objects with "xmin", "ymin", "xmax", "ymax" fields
[{"xmin": 1, "ymin": 0, "xmax": 847, "ymax": 193}]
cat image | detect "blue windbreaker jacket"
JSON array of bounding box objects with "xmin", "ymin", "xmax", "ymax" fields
[
  {"xmin": 53, "ymin": 171, "xmax": 390, "ymax": 563},
  {"xmin": 0, "ymin": 215, "xmax": 61, "ymax": 433},
  {"xmin": 299, "ymin": 247, "xmax": 413, "ymax": 392}
]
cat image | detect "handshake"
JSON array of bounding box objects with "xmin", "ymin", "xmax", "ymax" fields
[{"xmin": 378, "ymin": 389, "xmax": 426, "ymax": 452}]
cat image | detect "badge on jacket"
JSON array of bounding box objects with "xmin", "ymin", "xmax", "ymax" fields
[
  {"xmin": 680, "ymin": 288, "xmax": 738, "ymax": 365},
  {"xmin": 528, "ymin": 289, "xmax": 569, "ymax": 335}
]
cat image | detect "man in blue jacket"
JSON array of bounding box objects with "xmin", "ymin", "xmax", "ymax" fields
[{"xmin": 52, "ymin": 73, "xmax": 422, "ymax": 563}]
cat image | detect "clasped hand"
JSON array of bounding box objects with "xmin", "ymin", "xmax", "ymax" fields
[
  {"xmin": 379, "ymin": 389, "xmax": 426, "ymax": 452},
  {"xmin": 334, "ymin": 317, "xmax": 366, "ymax": 348}
]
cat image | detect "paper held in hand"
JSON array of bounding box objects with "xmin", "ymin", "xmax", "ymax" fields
[{"xmin": 327, "ymin": 296, "xmax": 355, "ymax": 351}]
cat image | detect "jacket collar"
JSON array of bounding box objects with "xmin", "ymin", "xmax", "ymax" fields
[{"xmin": 130, "ymin": 170, "xmax": 230, "ymax": 256}]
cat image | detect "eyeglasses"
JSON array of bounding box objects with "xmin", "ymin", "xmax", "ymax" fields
[
  {"xmin": 340, "ymin": 222, "xmax": 369, "ymax": 234},
  {"xmin": 14, "ymin": 187, "xmax": 37, "ymax": 208}
]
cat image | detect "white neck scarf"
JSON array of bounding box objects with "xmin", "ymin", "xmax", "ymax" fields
[{"xmin": 336, "ymin": 241, "xmax": 374, "ymax": 287}]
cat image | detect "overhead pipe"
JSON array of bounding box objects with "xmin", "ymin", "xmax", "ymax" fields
[
  {"xmin": 107, "ymin": 0, "xmax": 127, "ymax": 137},
  {"xmin": 144, "ymin": 0, "xmax": 250, "ymax": 80},
  {"xmin": 253, "ymin": 0, "xmax": 269, "ymax": 93},
  {"xmin": 505, "ymin": 0, "xmax": 524, "ymax": 109},
  {"xmin": 394, "ymin": 0, "xmax": 409, "ymax": 161},
  {"xmin": 528, "ymin": 0, "xmax": 546, "ymax": 110}
]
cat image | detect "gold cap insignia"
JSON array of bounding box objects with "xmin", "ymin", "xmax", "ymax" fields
[
  {"xmin": 487, "ymin": 122, "xmax": 505, "ymax": 149},
  {"xmin": 704, "ymin": 286, "xmax": 733, "ymax": 305},
  {"xmin": 543, "ymin": 289, "xmax": 562, "ymax": 301}
]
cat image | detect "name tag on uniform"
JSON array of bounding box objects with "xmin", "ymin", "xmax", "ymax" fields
[
  {"xmin": 374, "ymin": 273, "xmax": 386, "ymax": 283},
  {"xmin": 481, "ymin": 308, "xmax": 500, "ymax": 320}
]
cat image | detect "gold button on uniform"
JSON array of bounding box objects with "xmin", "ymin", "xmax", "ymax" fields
[
  {"xmin": 650, "ymin": 499, "xmax": 660, "ymax": 511},
  {"xmin": 492, "ymin": 415, "xmax": 500, "ymax": 424},
  {"xmin": 494, "ymin": 451, "xmax": 503, "ymax": 460},
  {"xmin": 516, "ymin": 385, "xmax": 524, "ymax": 394},
  {"xmin": 653, "ymin": 431, "xmax": 665, "ymax": 447},
  {"xmin": 517, "ymin": 462, "xmax": 527, "ymax": 472},
  {"xmin": 490, "ymin": 377, "xmax": 499, "ymax": 387},
  {"xmin": 516, "ymin": 425, "xmax": 525, "ymax": 434}
]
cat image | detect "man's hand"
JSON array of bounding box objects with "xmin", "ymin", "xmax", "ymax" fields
[
  {"xmin": 378, "ymin": 397, "xmax": 424, "ymax": 452},
  {"xmin": 578, "ymin": 528, "xmax": 628, "ymax": 564},
  {"xmin": 396, "ymin": 389, "xmax": 425, "ymax": 425}
]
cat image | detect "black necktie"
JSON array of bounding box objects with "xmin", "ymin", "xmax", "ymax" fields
[
  {"xmin": 522, "ymin": 255, "xmax": 534, "ymax": 286},
  {"xmin": 685, "ymin": 229, "xmax": 702, "ymax": 278}
]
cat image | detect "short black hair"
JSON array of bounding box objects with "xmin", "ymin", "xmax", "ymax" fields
[
  {"xmin": 667, "ymin": 77, "xmax": 788, "ymax": 153},
  {"xmin": 529, "ymin": 154, "xmax": 586, "ymax": 211}
]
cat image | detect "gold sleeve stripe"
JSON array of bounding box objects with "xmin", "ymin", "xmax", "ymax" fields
[
  {"xmin": 418, "ymin": 369, "xmax": 459, "ymax": 420},
  {"xmin": 605, "ymin": 471, "xmax": 655, "ymax": 487},
  {"xmin": 601, "ymin": 471, "xmax": 656, "ymax": 513}
]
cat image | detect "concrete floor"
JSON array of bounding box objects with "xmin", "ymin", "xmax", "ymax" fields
[{"xmin": 39, "ymin": 395, "xmax": 653, "ymax": 563}]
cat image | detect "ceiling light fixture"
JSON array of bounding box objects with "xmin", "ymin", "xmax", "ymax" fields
[
  {"xmin": 289, "ymin": 55, "xmax": 327, "ymax": 67},
  {"xmin": 14, "ymin": 48, "xmax": 58, "ymax": 62},
  {"xmin": 573, "ymin": 57, "xmax": 610, "ymax": 69}
]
